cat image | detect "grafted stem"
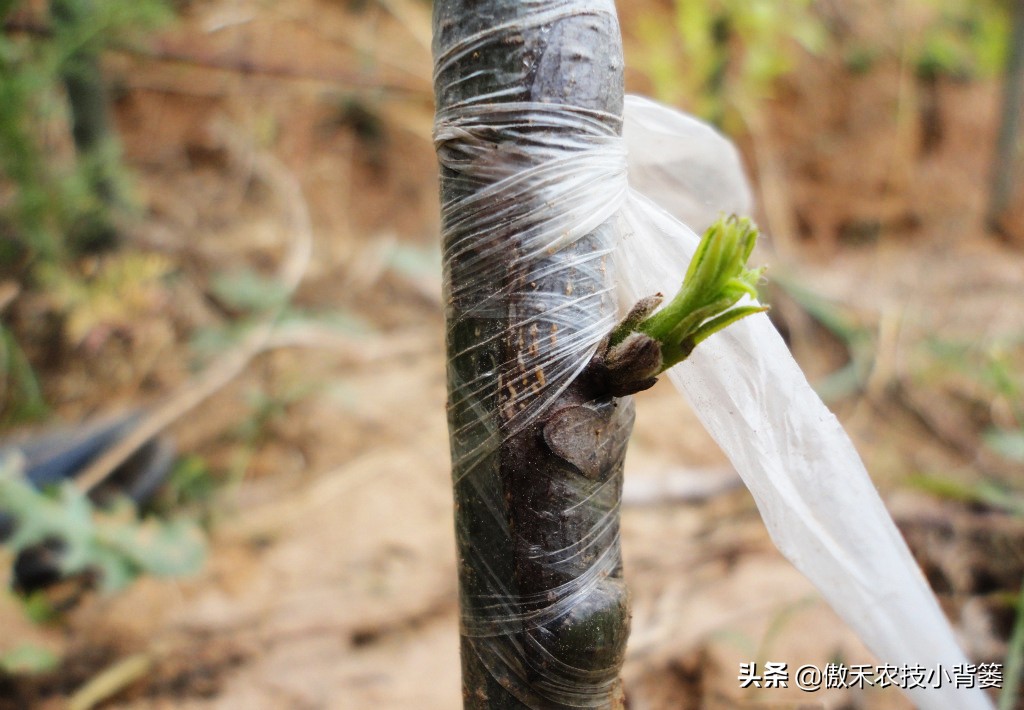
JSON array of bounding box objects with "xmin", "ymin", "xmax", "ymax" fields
[{"xmin": 434, "ymin": 1, "xmax": 630, "ymax": 707}]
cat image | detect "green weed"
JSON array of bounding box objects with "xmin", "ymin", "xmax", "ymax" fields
[{"xmin": 0, "ymin": 456, "xmax": 205, "ymax": 594}]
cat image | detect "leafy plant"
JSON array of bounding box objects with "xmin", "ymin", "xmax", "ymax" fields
[
  {"xmin": 0, "ymin": 324, "xmax": 48, "ymax": 425},
  {"xmin": 0, "ymin": 643, "xmax": 60, "ymax": 675},
  {"xmin": 768, "ymin": 274, "xmax": 877, "ymax": 402},
  {"xmin": 150, "ymin": 454, "xmax": 218, "ymax": 529},
  {"xmin": 36, "ymin": 252, "xmax": 174, "ymax": 348},
  {"xmin": 210, "ymin": 268, "xmax": 293, "ymax": 316},
  {"xmin": 191, "ymin": 264, "xmax": 368, "ymax": 361},
  {"xmin": 980, "ymin": 341, "xmax": 1024, "ymax": 462},
  {"xmin": 908, "ymin": 473, "xmax": 1024, "ymax": 517},
  {"xmin": 921, "ymin": 336, "xmax": 1024, "ymax": 464},
  {"xmin": 914, "ymin": 0, "xmax": 1010, "ymax": 81},
  {"xmin": 629, "ymin": 0, "xmax": 826, "ymax": 124},
  {"xmin": 233, "ymin": 383, "xmax": 310, "ymax": 447},
  {"xmin": 985, "ymin": 429, "xmax": 1024, "ymax": 463},
  {"xmin": 1003, "ymin": 575, "xmax": 1024, "ymax": 710},
  {"xmin": 189, "ymin": 264, "xmax": 369, "ymax": 497},
  {"xmin": 0, "ymin": 456, "xmax": 205, "ymax": 593},
  {"xmin": 0, "ymin": 0, "xmax": 171, "ymax": 266},
  {"xmin": 1, "ymin": 0, "xmax": 172, "ymax": 425}
]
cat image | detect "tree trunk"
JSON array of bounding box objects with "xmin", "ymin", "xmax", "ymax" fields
[{"xmin": 433, "ymin": 1, "xmax": 631, "ymax": 707}]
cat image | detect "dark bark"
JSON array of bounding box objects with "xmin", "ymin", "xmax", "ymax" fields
[{"xmin": 433, "ymin": 1, "xmax": 631, "ymax": 707}]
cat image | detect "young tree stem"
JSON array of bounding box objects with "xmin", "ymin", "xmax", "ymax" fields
[{"xmin": 433, "ymin": 1, "xmax": 631, "ymax": 707}]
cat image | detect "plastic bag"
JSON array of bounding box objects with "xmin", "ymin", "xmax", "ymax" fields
[{"xmin": 617, "ymin": 95, "xmax": 994, "ymax": 710}]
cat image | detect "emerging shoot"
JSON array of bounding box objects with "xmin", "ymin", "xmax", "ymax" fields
[{"xmin": 599, "ymin": 215, "xmax": 767, "ymax": 397}]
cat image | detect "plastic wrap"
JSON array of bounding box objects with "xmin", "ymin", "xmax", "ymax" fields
[{"xmin": 435, "ymin": 2, "xmax": 992, "ymax": 707}]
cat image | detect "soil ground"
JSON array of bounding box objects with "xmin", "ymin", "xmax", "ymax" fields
[{"xmin": 1, "ymin": 1, "xmax": 1023, "ymax": 708}]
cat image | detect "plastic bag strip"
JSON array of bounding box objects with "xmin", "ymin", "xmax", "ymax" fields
[{"xmin": 616, "ymin": 97, "xmax": 994, "ymax": 710}]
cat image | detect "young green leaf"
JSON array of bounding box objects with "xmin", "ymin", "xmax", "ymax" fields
[{"xmin": 627, "ymin": 214, "xmax": 767, "ymax": 372}]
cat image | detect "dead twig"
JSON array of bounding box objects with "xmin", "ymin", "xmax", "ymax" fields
[
  {"xmin": 126, "ymin": 34, "xmax": 427, "ymax": 95},
  {"xmin": 67, "ymin": 652, "xmax": 153, "ymax": 710}
]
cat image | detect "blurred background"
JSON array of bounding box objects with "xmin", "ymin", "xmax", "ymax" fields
[{"xmin": 0, "ymin": 0, "xmax": 1022, "ymax": 708}]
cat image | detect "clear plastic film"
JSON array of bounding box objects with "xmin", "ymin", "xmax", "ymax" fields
[{"xmin": 436, "ymin": 2, "xmax": 991, "ymax": 707}]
